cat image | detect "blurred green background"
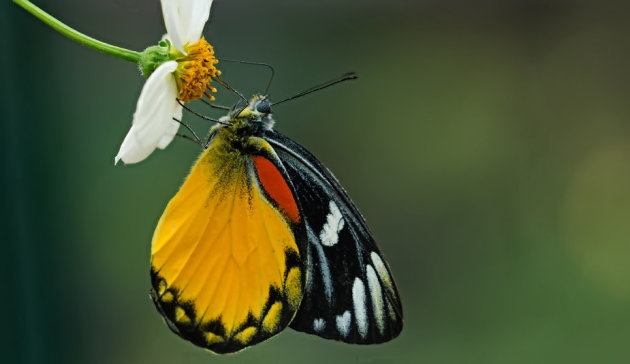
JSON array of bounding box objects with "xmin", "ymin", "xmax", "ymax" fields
[{"xmin": 2, "ymin": 0, "xmax": 630, "ymax": 363}]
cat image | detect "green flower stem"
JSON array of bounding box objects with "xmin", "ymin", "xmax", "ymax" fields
[{"xmin": 13, "ymin": 0, "xmax": 141, "ymax": 64}]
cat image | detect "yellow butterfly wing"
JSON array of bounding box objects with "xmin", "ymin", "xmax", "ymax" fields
[{"xmin": 150, "ymin": 133, "xmax": 305, "ymax": 354}]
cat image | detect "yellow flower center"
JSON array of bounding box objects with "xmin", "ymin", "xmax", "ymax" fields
[{"xmin": 175, "ymin": 37, "xmax": 221, "ymax": 102}]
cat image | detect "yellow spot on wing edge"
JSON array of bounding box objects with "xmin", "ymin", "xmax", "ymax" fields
[
  {"xmin": 157, "ymin": 280, "xmax": 167, "ymax": 295},
  {"xmin": 285, "ymin": 267, "xmax": 302, "ymax": 310},
  {"xmin": 262, "ymin": 301, "xmax": 283, "ymax": 333},
  {"xmin": 161, "ymin": 291, "xmax": 174, "ymax": 303},
  {"xmin": 204, "ymin": 332, "xmax": 225, "ymax": 345},
  {"xmin": 234, "ymin": 326, "xmax": 257, "ymax": 344},
  {"xmin": 175, "ymin": 307, "xmax": 191, "ymax": 324}
]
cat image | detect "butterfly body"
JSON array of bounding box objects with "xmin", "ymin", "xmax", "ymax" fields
[{"xmin": 150, "ymin": 96, "xmax": 402, "ymax": 353}]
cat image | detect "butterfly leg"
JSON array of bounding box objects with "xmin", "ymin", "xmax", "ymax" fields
[{"xmin": 173, "ymin": 117, "xmax": 202, "ymax": 146}]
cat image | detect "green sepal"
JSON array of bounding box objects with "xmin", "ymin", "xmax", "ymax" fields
[{"xmin": 138, "ymin": 39, "xmax": 178, "ymax": 79}]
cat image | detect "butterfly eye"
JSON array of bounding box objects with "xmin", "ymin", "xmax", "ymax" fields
[{"xmin": 256, "ymin": 100, "xmax": 272, "ymax": 114}]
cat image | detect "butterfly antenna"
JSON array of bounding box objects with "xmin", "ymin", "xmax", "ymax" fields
[
  {"xmin": 271, "ymin": 72, "xmax": 358, "ymax": 107},
  {"xmin": 218, "ymin": 58, "xmax": 276, "ymax": 95}
]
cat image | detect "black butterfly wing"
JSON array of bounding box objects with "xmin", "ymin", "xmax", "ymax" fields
[{"xmin": 264, "ymin": 130, "xmax": 403, "ymax": 344}]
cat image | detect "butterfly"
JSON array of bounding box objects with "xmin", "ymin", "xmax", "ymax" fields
[{"xmin": 149, "ymin": 94, "xmax": 403, "ymax": 354}]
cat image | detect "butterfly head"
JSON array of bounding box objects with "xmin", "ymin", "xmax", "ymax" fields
[
  {"xmin": 212, "ymin": 95, "xmax": 276, "ymax": 148},
  {"xmin": 237, "ymin": 95, "xmax": 273, "ymax": 117},
  {"xmin": 220, "ymin": 95, "xmax": 275, "ymax": 131}
]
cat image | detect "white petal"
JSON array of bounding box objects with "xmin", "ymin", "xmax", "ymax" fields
[
  {"xmin": 157, "ymin": 106, "xmax": 182, "ymax": 150},
  {"xmin": 114, "ymin": 124, "xmax": 144, "ymax": 165},
  {"xmin": 115, "ymin": 61, "xmax": 179, "ymax": 164},
  {"xmin": 161, "ymin": 0, "xmax": 213, "ymax": 53}
]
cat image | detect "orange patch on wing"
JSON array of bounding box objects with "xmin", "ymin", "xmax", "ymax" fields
[{"xmin": 253, "ymin": 156, "xmax": 300, "ymax": 223}]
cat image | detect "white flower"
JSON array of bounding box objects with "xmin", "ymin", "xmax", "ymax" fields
[{"xmin": 115, "ymin": 0, "xmax": 216, "ymax": 165}]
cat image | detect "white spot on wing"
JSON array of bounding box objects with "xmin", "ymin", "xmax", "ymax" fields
[
  {"xmin": 307, "ymin": 224, "xmax": 333, "ymax": 303},
  {"xmin": 320, "ymin": 201, "xmax": 345, "ymax": 246},
  {"xmin": 353, "ymin": 277, "xmax": 368, "ymax": 339},
  {"xmin": 386, "ymin": 299, "xmax": 397, "ymax": 321},
  {"xmin": 371, "ymin": 251, "xmax": 395, "ymax": 298},
  {"xmin": 313, "ymin": 318, "xmax": 326, "ymax": 332},
  {"xmin": 335, "ymin": 311, "xmax": 351, "ymax": 337},
  {"xmin": 366, "ymin": 265, "xmax": 385, "ymax": 334}
]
